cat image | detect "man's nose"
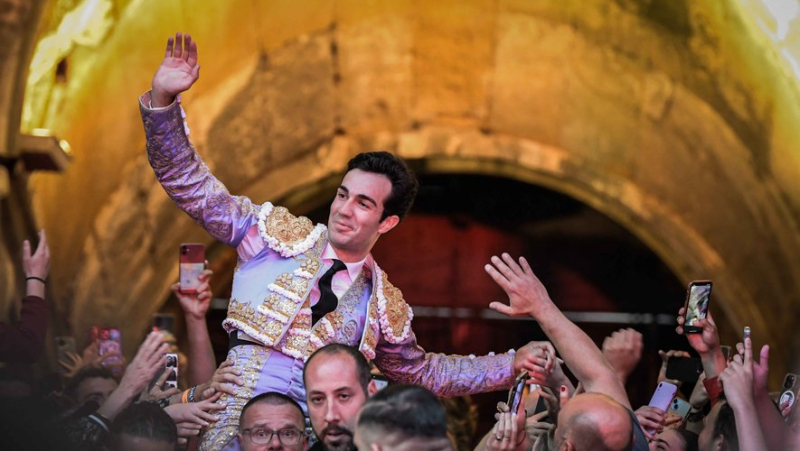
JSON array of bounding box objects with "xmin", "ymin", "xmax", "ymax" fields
[
  {"xmin": 266, "ymin": 431, "xmax": 283, "ymax": 450},
  {"xmin": 338, "ymin": 198, "xmax": 355, "ymax": 216},
  {"xmin": 325, "ymin": 401, "xmax": 341, "ymax": 423}
]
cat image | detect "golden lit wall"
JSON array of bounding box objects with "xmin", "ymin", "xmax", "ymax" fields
[{"xmin": 2, "ymin": 0, "xmax": 799, "ymax": 374}]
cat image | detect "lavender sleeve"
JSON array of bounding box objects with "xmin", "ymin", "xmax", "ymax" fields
[
  {"xmin": 372, "ymin": 331, "xmax": 515, "ymax": 397},
  {"xmin": 139, "ymin": 91, "xmax": 257, "ymax": 247}
]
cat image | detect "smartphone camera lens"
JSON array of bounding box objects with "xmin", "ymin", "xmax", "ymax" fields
[{"xmin": 787, "ymin": 375, "xmax": 796, "ymax": 389}]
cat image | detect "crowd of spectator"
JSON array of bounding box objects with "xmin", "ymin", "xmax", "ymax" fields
[{"xmin": 0, "ymin": 232, "xmax": 797, "ymax": 451}]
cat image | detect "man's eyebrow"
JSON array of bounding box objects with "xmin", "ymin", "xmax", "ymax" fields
[
  {"xmin": 337, "ymin": 185, "xmax": 378, "ymax": 207},
  {"xmin": 355, "ymin": 194, "xmax": 377, "ymax": 207}
]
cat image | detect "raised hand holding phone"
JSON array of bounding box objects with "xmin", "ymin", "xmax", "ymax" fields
[{"xmin": 681, "ymin": 281, "xmax": 712, "ymax": 333}]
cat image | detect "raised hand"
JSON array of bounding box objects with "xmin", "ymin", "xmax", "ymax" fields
[
  {"xmin": 513, "ymin": 341, "xmax": 555, "ymax": 385},
  {"xmin": 172, "ymin": 268, "xmax": 213, "ymax": 320},
  {"xmin": 151, "ymin": 32, "xmax": 200, "ymax": 107},
  {"xmin": 164, "ymin": 392, "xmax": 224, "ymax": 427},
  {"xmin": 140, "ymin": 368, "xmax": 181, "ymax": 403},
  {"xmin": 118, "ymin": 332, "xmax": 168, "ymax": 395},
  {"xmin": 524, "ymin": 411, "xmax": 552, "ymax": 444},
  {"xmin": 602, "ymin": 328, "xmax": 643, "ymax": 382},
  {"xmin": 676, "ymin": 307, "xmax": 720, "ymax": 355},
  {"xmin": 657, "ymin": 350, "xmax": 692, "ymax": 385},
  {"xmin": 195, "ymin": 359, "xmax": 243, "ymax": 401},
  {"xmin": 23, "ymin": 230, "xmax": 50, "ymax": 280},
  {"xmin": 635, "ymin": 405, "xmax": 667, "ymax": 440},
  {"xmin": 486, "ymin": 401, "xmax": 527, "ymax": 451},
  {"xmin": 485, "ymin": 254, "xmax": 552, "ymax": 318}
]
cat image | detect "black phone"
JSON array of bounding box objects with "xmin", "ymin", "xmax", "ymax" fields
[
  {"xmin": 666, "ymin": 357, "xmax": 703, "ymax": 383},
  {"xmin": 682, "ymin": 280, "xmax": 712, "ymax": 334}
]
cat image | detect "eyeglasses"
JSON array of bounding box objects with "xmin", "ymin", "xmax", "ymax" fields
[{"xmin": 242, "ymin": 428, "xmax": 305, "ymax": 445}]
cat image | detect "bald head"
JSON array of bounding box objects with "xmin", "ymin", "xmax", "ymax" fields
[{"xmin": 555, "ymin": 393, "xmax": 633, "ymax": 451}]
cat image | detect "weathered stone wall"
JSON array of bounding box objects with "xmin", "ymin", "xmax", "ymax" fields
[{"xmin": 1, "ymin": 0, "xmax": 798, "ymax": 377}]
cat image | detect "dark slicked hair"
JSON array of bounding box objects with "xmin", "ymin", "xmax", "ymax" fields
[
  {"xmin": 239, "ymin": 391, "xmax": 305, "ymax": 432},
  {"xmin": 304, "ymin": 344, "xmax": 371, "ymax": 395},
  {"xmin": 66, "ymin": 366, "xmax": 116, "ymax": 397},
  {"xmin": 357, "ymin": 384, "xmax": 448, "ymax": 440},
  {"xmin": 346, "ymin": 151, "xmax": 419, "ymax": 222},
  {"xmin": 110, "ymin": 401, "xmax": 177, "ymax": 445}
]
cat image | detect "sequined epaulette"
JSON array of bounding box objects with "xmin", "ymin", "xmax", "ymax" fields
[{"xmin": 257, "ymin": 202, "xmax": 326, "ymax": 257}]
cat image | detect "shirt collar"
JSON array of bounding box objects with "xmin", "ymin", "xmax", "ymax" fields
[{"xmin": 322, "ymin": 243, "xmax": 367, "ymax": 281}]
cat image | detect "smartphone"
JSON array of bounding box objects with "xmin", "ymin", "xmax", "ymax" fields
[
  {"xmin": 96, "ymin": 327, "xmax": 122, "ymax": 370},
  {"xmin": 667, "ymin": 397, "xmax": 692, "ymax": 427},
  {"xmin": 179, "ymin": 243, "xmax": 205, "ymax": 293},
  {"xmin": 55, "ymin": 336, "xmax": 77, "ymax": 376},
  {"xmin": 152, "ymin": 313, "xmax": 176, "ymax": 334},
  {"xmin": 669, "ymin": 397, "xmax": 691, "ymax": 419},
  {"xmin": 682, "ymin": 280, "xmax": 712, "ymax": 334},
  {"xmin": 780, "ymin": 373, "xmax": 799, "ymax": 423},
  {"xmin": 666, "ymin": 357, "xmax": 703, "ymax": 383},
  {"xmin": 371, "ymin": 374, "xmax": 389, "ymax": 391},
  {"xmin": 646, "ymin": 382, "xmax": 678, "ymax": 434},
  {"xmin": 165, "ymin": 352, "xmax": 179, "ymax": 390},
  {"xmin": 506, "ymin": 372, "xmax": 530, "ymax": 414}
]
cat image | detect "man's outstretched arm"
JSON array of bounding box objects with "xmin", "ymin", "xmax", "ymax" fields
[
  {"xmin": 141, "ymin": 33, "xmax": 256, "ymax": 246},
  {"xmin": 485, "ymin": 253, "xmax": 631, "ymax": 409}
]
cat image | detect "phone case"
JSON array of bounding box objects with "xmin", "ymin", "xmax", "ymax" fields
[
  {"xmin": 669, "ymin": 397, "xmax": 691, "ymax": 420},
  {"xmin": 648, "ymin": 382, "xmax": 678, "ymax": 412},
  {"xmin": 179, "ymin": 243, "xmax": 205, "ymax": 293},
  {"xmin": 683, "ymin": 280, "xmax": 712, "ymax": 333},
  {"xmin": 781, "ymin": 373, "xmax": 799, "ymax": 423}
]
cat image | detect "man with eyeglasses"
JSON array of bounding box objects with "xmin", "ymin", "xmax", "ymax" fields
[{"xmin": 239, "ymin": 392, "xmax": 308, "ymax": 451}]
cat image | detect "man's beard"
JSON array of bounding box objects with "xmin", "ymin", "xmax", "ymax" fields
[{"xmin": 320, "ymin": 424, "xmax": 356, "ymax": 451}]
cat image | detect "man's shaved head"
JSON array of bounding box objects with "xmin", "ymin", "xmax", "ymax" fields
[{"xmin": 555, "ymin": 393, "xmax": 633, "ymax": 451}]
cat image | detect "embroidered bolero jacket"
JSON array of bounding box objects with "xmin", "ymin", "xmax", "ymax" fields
[{"xmin": 139, "ymin": 92, "xmax": 515, "ymax": 397}]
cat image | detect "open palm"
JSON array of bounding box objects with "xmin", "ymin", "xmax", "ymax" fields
[{"xmin": 152, "ymin": 32, "xmax": 200, "ymax": 107}]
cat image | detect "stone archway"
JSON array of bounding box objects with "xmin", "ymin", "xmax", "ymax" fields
[{"xmin": 0, "ymin": 0, "xmax": 797, "ymax": 381}]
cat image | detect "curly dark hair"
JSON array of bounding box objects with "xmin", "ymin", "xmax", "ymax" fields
[{"xmin": 346, "ymin": 152, "xmax": 419, "ymax": 222}]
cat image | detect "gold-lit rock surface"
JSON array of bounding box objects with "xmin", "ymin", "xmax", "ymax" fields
[{"xmin": 1, "ymin": 0, "xmax": 799, "ymax": 375}]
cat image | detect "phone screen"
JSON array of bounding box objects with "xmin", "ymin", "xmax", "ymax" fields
[
  {"xmin": 165, "ymin": 353, "xmax": 179, "ymax": 389},
  {"xmin": 506, "ymin": 372, "xmax": 529, "ymax": 414},
  {"xmin": 371, "ymin": 375, "xmax": 389, "ymax": 391},
  {"xmin": 685, "ymin": 282, "xmax": 712, "ymax": 328}
]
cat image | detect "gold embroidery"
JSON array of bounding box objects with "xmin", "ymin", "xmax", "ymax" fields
[
  {"xmin": 381, "ymin": 273, "xmax": 411, "ymax": 338},
  {"xmin": 200, "ymin": 345, "xmax": 270, "ymax": 450},
  {"xmin": 265, "ymin": 206, "xmax": 315, "ymax": 246},
  {"xmin": 299, "ymin": 257, "xmax": 321, "ymax": 275},
  {"xmin": 226, "ymin": 299, "xmax": 286, "ymax": 345}
]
